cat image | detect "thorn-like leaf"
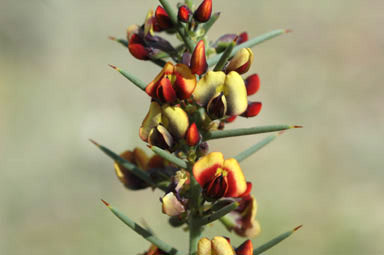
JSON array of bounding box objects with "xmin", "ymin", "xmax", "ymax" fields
[
  {"xmin": 253, "ymin": 225, "xmax": 303, "ymax": 255},
  {"xmin": 208, "ymin": 29, "xmax": 288, "ymax": 67},
  {"xmin": 234, "ymin": 132, "xmax": 284, "ymax": 162},
  {"xmin": 198, "ymin": 201, "xmax": 239, "ymax": 226},
  {"xmin": 101, "ymin": 200, "xmax": 181, "ymax": 255},
  {"xmin": 150, "ymin": 146, "xmax": 189, "ymax": 170},
  {"xmin": 108, "ymin": 64, "xmax": 147, "ymax": 91},
  {"xmin": 90, "ymin": 139, "xmax": 166, "ymax": 191},
  {"xmin": 204, "ymin": 125, "xmax": 301, "ymax": 140},
  {"xmin": 109, "ymin": 36, "xmax": 128, "ymax": 47}
]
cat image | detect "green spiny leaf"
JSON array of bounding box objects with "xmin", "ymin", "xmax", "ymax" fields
[
  {"xmin": 109, "ymin": 65, "xmax": 147, "ymax": 91},
  {"xmin": 151, "ymin": 146, "xmax": 189, "ymax": 170}
]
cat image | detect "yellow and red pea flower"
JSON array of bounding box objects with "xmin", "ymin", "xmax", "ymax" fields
[
  {"xmin": 146, "ymin": 62, "xmax": 197, "ymax": 103},
  {"xmin": 193, "ymin": 152, "xmax": 248, "ymax": 199},
  {"xmin": 190, "ymin": 40, "xmax": 208, "ymax": 75},
  {"xmin": 226, "ymin": 48, "xmax": 254, "ymax": 75},
  {"xmin": 140, "ymin": 101, "xmax": 189, "ymax": 150},
  {"xmin": 127, "ymin": 25, "xmax": 151, "ymax": 60},
  {"xmin": 197, "ymin": 236, "xmax": 253, "ymax": 255},
  {"xmin": 194, "ymin": 0, "xmax": 212, "ymax": 23},
  {"xmin": 193, "ymin": 71, "xmax": 248, "ymax": 119},
  {"xmin": 178, "ymin": 5, "xmax": 192, "ymax": 23},
  {"xmin": 114, "ymin": 147, "xmax": 165, "ymax": 190}
]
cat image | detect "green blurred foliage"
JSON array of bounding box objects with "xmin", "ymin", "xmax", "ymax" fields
[{"xmin": 1, "ymin": 0, "xmax": 383, "ymax": 254}]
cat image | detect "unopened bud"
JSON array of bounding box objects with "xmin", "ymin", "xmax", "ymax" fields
[
  {"xmin": 155, "ymin": 6, "xmax": 173, "ymax": 30},
  {"xmin": 186, "ymin": 123, "xmax": 200, "ymax": 146},
  {"xmin": 178, "ymin": 5, "xmax": 192, "ymax": 23},
  {"xmin": 194, "ymin": 0, "xmax": 212, "ymax": 23},
  {"xmin": 190, "ymin": 40, "xmax": 208, "ymax": 75}
]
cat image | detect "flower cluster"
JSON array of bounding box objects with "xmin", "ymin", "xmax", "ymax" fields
[{"xmin": 96, "ymin": 1, "xmax": 301, "ymax": 255}]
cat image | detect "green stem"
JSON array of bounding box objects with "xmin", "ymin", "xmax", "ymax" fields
[
  {"xmin": 102, "ymin": 200, "xmax": 181, "ymax": 255},
  {"xmin": 200, "ymin": 12, "xmax": 220, "ymax": 37},
  {"xmin": 205, "ymin": 125, "xmax": 300, "ymax": 140},
  {"xmin": 159, "ymin": 0, "xmax": 195, "ymax": 52},
  {"xmin": 188, "ymin": 176, "xmax": 203, "ymax": 255},
  {"xmin": 207, "ymin": 29, "xmax": 288, "ymax": 67},
  {"xmin": 185, "ymin": 0, "xmax": 193, "ymax": 9},
  {"xmin": 234, "ymin": 132, "xmax": 283, "ymax": 162},
  {"xmin": 189, "ymin": 216, "xmax": 203, "ymax": 255},
  {"xmin": 151, "ymin": 146, "xmax": 189, "ymax": 169},
  {"xmin": 197, "ymin": 201, "xmax": 239, "ymax": 226},
  {"xmin": 213, "ymin": 41, "xmax": 235, "ymax": 71}
]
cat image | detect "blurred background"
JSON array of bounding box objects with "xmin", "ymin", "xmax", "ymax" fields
[{"xmin": 1, "ymin": 0, "xmax": 383, "ymax": 254}]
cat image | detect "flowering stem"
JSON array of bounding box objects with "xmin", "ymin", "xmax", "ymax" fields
[
  {"xmin": 213, "ymin": 41, "xmax": 235, "ymax": 71},
  {"xmin": 159, "ymin": 0, "xmax": 195, "ymax": 53},
  {"xmin": 207, "ymin": 29, "xmax": 288, "ymax": 67},
  {"xmin": 200, "ymin": 12, "xmax": 220, "ymax": 37},
  {"xmin": 101, "ymin": 200, "xmax": 181, "ymax": 255},
  {"xmin": 205, "ymin": 125, "xmax": 300, "ymax": 140},
  {"xmin": 234, "ymin": 132, "xmax": 283, "ymax": 162},
  {"xmin": 253, "ymin": 225, "xmax": 303, "ymax": 255}
]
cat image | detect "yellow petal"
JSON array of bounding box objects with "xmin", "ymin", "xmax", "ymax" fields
[
  {"xmin": 161, "ymin": 192, "xmax": 185, "ymax": 216},
  {"xmin": 193, "ymin": 71, "xmax": 226, "ymax": 106},
  {"xmin": 139, "ymin": 101, "xmax": 162, "ymax": 142},
  {"xmin": 226, "ymin": 48, "xmax": 254, "ymax": 74},
  {"xmin": 161, "ymin": 104, "xmax": 189, "ymax": 138},
  {"xmin": 224, "ymin": 71, "xmax": 248, "ymax": 116},
  {"xmin": 223, "ymin": 158, "xmax": 247, "ymax": 197},
  {"xmin": 212, "ymin": 236, "xmax": 234, "ymax": 255},
  {"xmin": 193, "ymin": 152, "xmax": 224, "ymax": 187},
  {"xmin": 198, "ymin": 238, "xmax": 212, "ymax": 255}
]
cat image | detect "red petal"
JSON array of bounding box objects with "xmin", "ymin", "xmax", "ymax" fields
[
  {"xmin": 191, "ymin": 40, "xmax": 208, "ymax": 75},
  {"xmin": 157, "ymin": 77, "xmax": 177, "ymax": 103},
  {"xmin": 237, "ymin": 32, "xmax": 249, "ymax": 44},
  {"xmin": 194, "ymin": 0, "xmax": 212, "ymax": 22},
  {"xmin": 241, "ymin": 102, "xmax": 262, "ymax": 118},
  {"xmin": 178, "ymin": 5, "xmax": 191, "ymax": 23},
  {"xmin": 245, "ymin": 74, "xmax": 260, "ymax": 96},
  {"xmin": 240, "ymin": 182, "xmax": 252, "ymax": 197},
  {"xmin": 155, "ymin": 6, "xmax": 173, "ymax": 29},
  {"xmin": 236, "ymin": 240, "xmax": 253, "ymax": 255},
  {"xmin": 186, "ymin": 123, "xmax": 200, "ymax": 146},
  {"xmin": 225, "ymin": 115, "xmax": 237, "ymax": 123},
  {"xmin": 128, "ymin": 34, "xmax": 149, "ymax": 60}
]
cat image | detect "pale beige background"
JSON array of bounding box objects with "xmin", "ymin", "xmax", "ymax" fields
[{"xmin": 1, "ymin": 0, "xmax": 383, "ymax": 254}]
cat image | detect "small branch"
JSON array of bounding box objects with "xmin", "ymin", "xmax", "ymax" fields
[
  {"xmin": 89, "ymin": 140, "xmax": 166, "ymax": 191},
  {"xmin": 108, "ymin": 65, "xmax": 147, "ymax": 91},
  {"xmin": 150, "ymin": 146, "xmax": 189, "ymax": 170},
  {"xmin": 213, "ymin": 41, "xmax": 235, "ymax": 71},
  {"xmin": 253, "ymin": 225, "xmax": 303, "ymax": 255},
  {"xmin": 159, "ymin": 0, "xmax": 195, "ymax": 52},
  {"xmin": 234, "ymin": 132, "xmax": 284, "ymax": 162},
  {"xmin": 197, "ymin": 201, "xmax": 239, "ymax": 226},
  {"xmin": 200, "ymin": 12, "xmax": 221, "ymax": 37},
  {"xmin": 207, "ymin": 29, "xmax": 288, "ymax": 67},
  {"xmin": 204, "ymin": 125, "xmax": 301, "ymax": 140},
  {"xmin": 101, "ymin": 200, "xmax": 181, "ymax": 255}
]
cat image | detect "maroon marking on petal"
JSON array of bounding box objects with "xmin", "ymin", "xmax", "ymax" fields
[
  {"xmin": 204, "ymin": 174, "xmax": 229, "ymax": 199},
  {"xmin": 173, "ymin": 73, "xmax": 194, "ymax": 99},
  {"xmin": 195, "ymin": 164, "xmax": 220, "ymax": 187},
  {"xmin": 245, "ymin": 74, "xmax": 260, "ymax": 96},
  {"xmin": 157, "ymin": 77, "xmax": 177, "ymax": 103}
]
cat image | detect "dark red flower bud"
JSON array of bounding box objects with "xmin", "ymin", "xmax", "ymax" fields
[
  {"xmin": 186, "ymin": 123, "xmax": 200, "ymax": 146},
  {"xmin": 178, "ymin": 5, "xmax": 192, "ymax": 23},
  {"xmin": 194, "ymin": 0, "xmax": 212, "ymax": 23},
  {"xmin": 241, "ymin": 102, "xmax": 262, "ymax": 118},
  {"xmin": 245, "ymin": 74, "xmax": 260, "ymax": 96},
  {"xmin": 237, "ymin": 32, "xmax": 249, "ymax": 44},
  {"xmin": 128, "ymin": 33, "xmax": 150, "ymax": 60},
  {"xmin": 190, "ymin": 40, "xmax": 208, "ymax": 75},
  {"xmin": 155, "ymin": 6, "xmax": 173, "ymax": 30},
  {"xmin": 236, "ymin": 239, "xmax": 253, "ymax": 255}
]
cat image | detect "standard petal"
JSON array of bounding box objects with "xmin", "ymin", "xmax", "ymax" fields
[
  {"xmin": 161, "ymin": 192, "xmax": 186, "ymax": 216},
  {"xmin": 198, "ymin": 238, "xmax": 212, "ymax": 255},
  {"xmin": 212, "ymin": 236, "xmax": 235, "ymax": 255},
  {"xmin": 193, "ymin": 71, "xmax": 226, "ymax": 106},
  {"xmin": 193, "ymin": 152, "xmax": 224, "ymax": 187},
  {"xmin": 224, "ymin": 71, "xmax": 248, "ymax": 116},
  {"xmin": 139, "ymin": 101, "xmax": 162, "ymax": 141},
  {"xmin": 174, "ymin": 63, "xmax": 197, "ymax": 99},
  {"xmin": 161, "ymin": 105, "xmax": 189, "ymax": 138},
  {"xmin": 223, "ymin": 158, "xmax": 247, "ymax": 197}
]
